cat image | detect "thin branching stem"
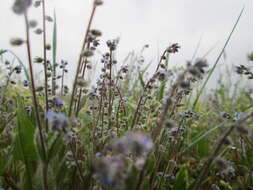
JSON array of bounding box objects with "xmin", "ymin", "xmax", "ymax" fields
[
  {"xmin": 68, "ymin": 4, "xmax": 97, "ymax": 116},
  {"xmin": 42, "ymin": 0, "xmax": 49, "ymax": 115},
  {"xmin": 24, "ymin": 10, "xmax": 48, "ymax": 190}
]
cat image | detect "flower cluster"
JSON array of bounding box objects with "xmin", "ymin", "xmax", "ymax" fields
[
  {"xmin": 93, "ymin": 156, "xmax": 126, "ymax": 188},
  {"xmin": 167, "ymin": 43, "xmax": 180, "ymax": 53},
  {"xmin": 110, "ymin": 132, "xmax": 154, "ymax": 157},
  {"xmin": 187, "ymin": 59, "xmax": 208, "ymax": 79},
  {"xmin": 46, "ymin": 111, "xmax": 69, "ymax": 132},
  {"xmin": 235, "ymin": 65, "xmax": 253, "ymax": 79},
  {"xmin": 12, "ymin": 0, "xmax": 32, "ymax": 15},
  {"xmin": 106, "ymin": 38, "xmax": 119, "ymax": 51}
]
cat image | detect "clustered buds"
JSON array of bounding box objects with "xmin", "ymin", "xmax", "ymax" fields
[
  {"xmin": 81, "ymin": 50, "xmax": 94, "ymax": 57},
  {"xmin": 46, "ymin": 111, "xmax": 69, "ymax": 132},
  {"xmin": 110, "ymin": 132, "xmax": 154, "ymax": 157},
  {"xmin": 29, "ymin": 20, "xmax": 38, "ymax": 28},
  {"xmin": 235, "ymin": 65, "xmax": 253, "ymax": 79},
  {"xmin": 167, "ymin": 43, "xmax": 180, "ymax": 53},
  {"xmin": 187, "ymin": 59, "xmax": 208, "ymax": 78},
  {"xmin": 10, "ymin": 38, "xmax": 24, "ymax": 46},
  {"xmin": 94, "ymin": 0, "xmax": 103, "ymax": 6},
  {"xmin": 106, "ymin": 38, "xmax": 119, "ymax": 51},
  {"xmin": 93, "ymin": 156, "xmax": 126, "ymax": 188},
  {"xmin": 34, "ymin": 0, "xmax": 41, "ymax": 8},
  {"xmin": 33, "ymin": 57, "xmax": 44, "ymax": 63}
]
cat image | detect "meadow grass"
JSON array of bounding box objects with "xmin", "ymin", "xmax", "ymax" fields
[{"xmin": 0, "ymin": 1, "xmax": 253, "ymax": 190}]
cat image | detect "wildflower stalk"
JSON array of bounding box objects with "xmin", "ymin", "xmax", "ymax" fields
[
  {"xmin": 69, "ymin": 142, "xmax": 86, "ymax": 185},
  {"xmin": 1, "ymin": 68, "xmax": 15, "ymax": 104},
  {"xmin": 68, "ymin": 2, "xmax": 97, "ymax": 117},
  {"xmin": 131, "ymin": 48, "xmax": 170, "ymax": 130},
  {"xmin": 108, "ymin": 49, "xmax": 113, "ymax": 128},
  {"xmin": 42, "ymin": 0, "xmax": 49, "ymax": 113},
  {"xmin": 24, "ymin": 10, "xmax": 48, "ymax": 190},
  {"xmin": 151, "ymin": 83, "xmax": 177, "ymax": 141},
  {"xmin": 155, "ymin": 49, "xmax": 167, "ymax": 72},
  {"xmin": 75, "ymin": 42, "xmax": 91, "ymax": 117},
  {"xmin": 3, "ymin": 174, "xmax": 19, "ymax": 190},
  {"xmin": 192, "ymin": 110, "xmax": 253, "ymax": 190},
  {"xmin": 60, "ymin": 62, "xmax": 66, "ymax": 95},
  {"xmin": 135, "ymin": 162, "xmax": 148, "ymax": 190},
  {"xmin": 192, "ymin": 7, "xmax": 245, "ymax": 110}
]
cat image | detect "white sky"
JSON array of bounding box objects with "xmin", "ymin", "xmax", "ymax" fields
[{"xmin": 1, "ymin": 0, "xmax": 253, "ymax": 86}]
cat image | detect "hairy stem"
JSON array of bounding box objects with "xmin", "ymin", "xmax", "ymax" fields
[
  {"xmin": 24, "ymin": 10, "xmax": 48, "ymax": 190},
  {"xmin": 68, "ymin": 4, "xmax": 97, "ymax": 116}
]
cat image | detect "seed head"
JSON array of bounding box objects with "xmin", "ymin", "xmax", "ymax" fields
[
  {"xmin": 10, "ymin": 38, "xmax": 24, "ymax": 46},
  {"xmin": 33, "ymin": 57, "xmax": 44, "ymax": 63},
  {"xmin": 167, "ymin": 43, "xmax": 180, "ymax": 53},
  {"xmin": 236, "ymin": 125, "xmax": 251, "ymax": 136},
  {"xmin": 94, "ymin": 0, "xmax": 103, "ymax": 6},
  {"xmin": 34, "ymin": 0, "xmax": 41, "ymax": 8},
  {"xmin": 76, "ymin": 77, "xmax": 88, "ymax": 87},
  {"xmin": 90, "ymin": 29, "xmax": 102, "ymax": 37},
  {"xmin": 45, "ymin": 15, "xmax": 53, "ymax": 22},
  {"xmin": 29, "ymin": 20, "xmax": 38, "ymax": 28},
  {"xmin": 81, "ymin": 50, "xmax": 94, "ymax": 57},
  {"xmin": 12, "ymin": 0, "xmax": 32, "ymax": 15},
  {"xmin": 46, "ymin": 111, "xmax": 69, "ymax": 132},
  {"xmin": 34, "ymin": 28, "xmax": 43, "ymax": 35}
]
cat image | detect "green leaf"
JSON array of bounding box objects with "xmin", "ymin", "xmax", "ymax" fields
[
  {"xmin": 12, "ymin": 95, "xmax": 38, "ymax": 189},
  {"xmin": 0, "ymin": 152, "xmax": 6, "ymax": 175},
  {"xmin": 4, "ymin": 49, "xmax": 30, "ymax": 81},
  {"xmin": 13, "ymin": 97, "xmax": 38, "ymax": 161},
  {"xmin": 174, "ymin": 164, "xmax": 189, "ymax": 190},
  {"xmin": 138, "ymin": 70, "xmax": 146, "ymax": 89},
  {"xmin": 79, "ymin": 114, "xmax": 93, "ymax": 125},
  {"xmin": 181, "ymin": 122, "xmax": 225, "ymax": 153},
  {"xmin": 0, "ymin": 49, "xmax": 7, "ymax": 56},
  {"xmin": 158, "ymin": 81, "xmax": 166, "ymax": 101},
  {"xmin": 47, "ymin": 134, "xmax": 63, "ymax": 163},
  {"xmin": 192, "ymin": 7, "xmax": 245, "ymax": 109},
  {"xmin": 197, "ymin": 138, "xmax": 209, "ymax": 157},
  {"xmin": 52, "ymin": 10, "xmax": 57, "ymax": 95}
]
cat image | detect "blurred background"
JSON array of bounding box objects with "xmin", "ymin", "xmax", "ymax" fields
[{"xmin": 1, "ymin": 0, "xmax": 253, "ymax": 87}]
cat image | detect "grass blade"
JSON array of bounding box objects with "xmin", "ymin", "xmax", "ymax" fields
[
  {"xmin": 13, "ymin": 95, "xmax": 38, "ymax": 189},
  {"xmin": 52, "ymin": 10, "xmax": 57, "ymax": 95},
  {"xmin": 2, "ymin": 49, "xmax": 30, "ymax": 81},
  {"xmin": 181, "ymin": 122, "xmax": 225, "ymax": 153},
  {"xmin": 192, "ymin": 6, "xmax": 245, "ymax": 110}
]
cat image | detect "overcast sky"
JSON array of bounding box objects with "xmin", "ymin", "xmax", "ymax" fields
[{"xmin": 1, "ymin": 0, "xmax": 253, "ymax": 87}]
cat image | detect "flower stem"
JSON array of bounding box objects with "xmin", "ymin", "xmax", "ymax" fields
[{"xmin": 24, "ymin": 10, "xmax": 48, "ymax": 190}]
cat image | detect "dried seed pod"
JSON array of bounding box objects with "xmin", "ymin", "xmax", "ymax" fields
[
  {"xmin": 34, "ymin": 0, "xmax": 41, "ymax": 8},
  {"xmin": 12, "ymin": 0, "xmax": 32, "ymax": 15},
  {"xmin": 34, "ymin": 57, "xmax": 44, "ymax": 63},
  {"xmin": 34, "ymin": 28, "xmax": 43, "ymax": 35},
  {"xmin": 10, "ymin": 38, "xmax": 24, "ymax": 46},
  {"xmin": 94, "ymin": 0, "xmax": 103, "ymax": 6},
  {"xmin": 45, "ymin": 15, "xmax": 53, "ymax": 22},
  {"xmin": 90, "ymin": 29, "xmax": 102, "ymax": 37},
  {"xmin": 81, "ymin": 50, "xmax": 94, "ymax": 57},
  {"xmin": 29, "ymin": 20, "xmax": 38, "ymax": 28}
]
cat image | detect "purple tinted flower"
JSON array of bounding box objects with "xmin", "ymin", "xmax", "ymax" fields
[
  {"xmin": 46, "ymin": 111, "xmax": 69, "ymax": 132},
  {"xmin": 94, "ymin": 156, "xmax": 126, "ymax": 187},
  {"xmin": 25, "ymin": 106, "xmax": 32, "ymax": 115},
  {"xmin": 54, "ymin": 97, "xmax": 64, "ymax": 108},
  {"xmin": 63, "ymin": 131, "xmax": 77, "ymax": 144},
  {"xmin": 5, "ymin": 125, "xmax": 16, "ymax": 133},
  {"xmin": 111, "ymin": 132, "xmax": 154, "ymax": 157}
]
